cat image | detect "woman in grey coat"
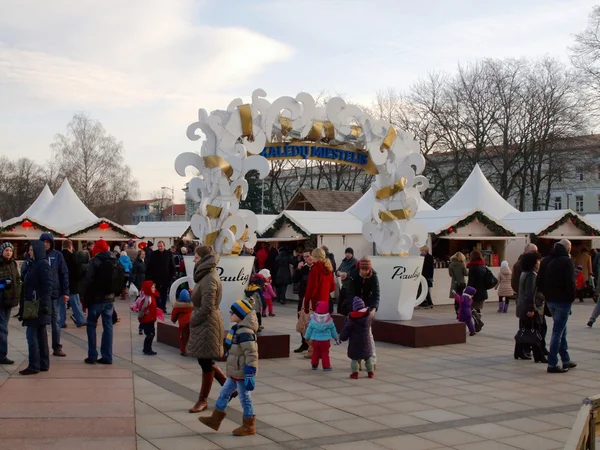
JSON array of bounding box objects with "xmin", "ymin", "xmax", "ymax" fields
[{"xmin": 448, "ymin": 252, "xmax": 468, "ymax": 298}]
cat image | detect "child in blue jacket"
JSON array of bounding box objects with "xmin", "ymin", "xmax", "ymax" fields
[{"xmin": 304, "ymin": 301, "xmax": 339, "ymax": 371}]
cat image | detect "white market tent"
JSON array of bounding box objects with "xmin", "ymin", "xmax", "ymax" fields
[
  {"xmin": 20, "ymin": 184, "xmax": 53, "ymax": 220},
  {"xmin": 346, "ymin": 186, "xmax": 434, "ymax": 223},
  {"xmin": 126, "ymin": 221, "xmax": 194, "ymax": 247}
]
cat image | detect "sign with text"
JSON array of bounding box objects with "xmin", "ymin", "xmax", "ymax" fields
[{"xmin": 260, "ymin": 143, "xmax": 372, "ymax": 170}]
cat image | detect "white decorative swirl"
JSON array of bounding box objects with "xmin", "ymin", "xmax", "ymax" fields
[{"xmin": 176, "ymin": 89, "xmax": 429, "ymax": 256}]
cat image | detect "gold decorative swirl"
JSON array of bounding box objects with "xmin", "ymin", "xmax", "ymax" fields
[
  {"xmin": 375, "ymin": 177, "xmax": 406, "ymax": 200},
  {"xmin": 379, "ymin": 208, "xmax": 411, "ymax": 222},
  {"xmin": 203, "ymin": 155, "xmax": 233, "ymax": 179}
]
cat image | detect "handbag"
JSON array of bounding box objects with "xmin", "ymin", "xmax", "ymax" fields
[
  {"xmin": 22, "ymin": 291, "xmax": 39, "ymax": 321},
  {"xmin": 484, "ymin": 268, "xmax": 498, "ymax": 290},
  {"xmin": 296, "ymin": 302, "xmax": 312, "ymax": 335},
  {"xmin": 472, "ymin": 309, "xmax": 484, "ymax": 332},
  {"xmin": 514, "ymin": 327, "xmax": 542, "ymax": 347}
]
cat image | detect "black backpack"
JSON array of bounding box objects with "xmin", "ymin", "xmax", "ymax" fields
[{"xmin": 95, "ymin": 257, "xmax": 125, "ymax": 296}]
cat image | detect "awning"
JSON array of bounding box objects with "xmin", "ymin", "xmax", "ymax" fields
[
  {"xmin": 537, "ymin": 235, "xmax": 598, "ymax": 240},
  {"xmin": 256, "ymin": 237, "xmax": 308, "ymax": 243},
  {"xmin": 437, "ymin": 236, "xmax": 525, "ymax": 241}
]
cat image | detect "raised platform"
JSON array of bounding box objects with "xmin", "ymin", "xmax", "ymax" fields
[
  {"xmin": 156, "ymin": 321, "xmax": 290, "ymax": 359},
  {"xmin": 332, "ymin": 314, "xmax": 466, "ymax": 348}
]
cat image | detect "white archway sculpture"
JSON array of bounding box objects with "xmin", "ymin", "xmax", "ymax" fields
[{"xmin": 175, "ymin": 89, "xmax": 429, "ymax": 256}]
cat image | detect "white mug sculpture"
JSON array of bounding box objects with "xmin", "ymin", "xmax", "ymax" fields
[{"xmin": 371, "ymin": 256, "xmax": 428, "ymax": 321}]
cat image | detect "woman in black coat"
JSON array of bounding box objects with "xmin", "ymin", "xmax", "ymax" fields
[
  {"xmin": 18, "ymin": 241, "xmax": 52, "ymax": 375},
  {"xmin": 131, "ymin": 250, "xmax": 146, "ymax": 291},
  {"xmin": 274, "ymin": 247, "xmax": 293, "ymax": 305},
  {"xmin": 467, "ymin": 250, "xmax": 489, "ymax": 311},
  {"xmin": 339, "ymin": 297, "xmax": 374, "ymax": 377},
  {"xmin": 514, "ymin": 252, "xmax": 546, "ymax": 363}
]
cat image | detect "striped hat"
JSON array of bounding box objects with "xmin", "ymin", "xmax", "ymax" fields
[
  {"xmin": 231, "ymin": 299, "xmax": 253, "ymax": 320},
  {"xmin": 0, "ymin": 242, "xmax": 14, "ymax": 253}
]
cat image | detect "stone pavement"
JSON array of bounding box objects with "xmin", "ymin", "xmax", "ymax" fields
[{"xmin": 3, "ymin": 298, "xmax": 600, "ymax": 449}]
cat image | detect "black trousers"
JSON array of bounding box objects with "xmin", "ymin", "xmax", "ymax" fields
[
  {"xmin": 197, "ymin": 358, "xmax": 215, "ymax": 372},
  {"xmin": 337, "ymin": 287, "xmax": 349, "ymax": 316},
  {"xmin": 140, "ymin": 322, "xmax": 155, "ymax": 353}
]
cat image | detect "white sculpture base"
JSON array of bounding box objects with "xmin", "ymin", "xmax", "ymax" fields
[
  {"xmin": 372, "ymin": 256, "xmax": 428, "ymax": 321},
  {"xmin": 170, "ymin": 255, "xmax": 254, "ymax": 323}
]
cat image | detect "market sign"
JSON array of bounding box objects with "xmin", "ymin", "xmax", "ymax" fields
[{"xmin": 259, "ymin": 143, "xmax": 377, "ymax": 173}]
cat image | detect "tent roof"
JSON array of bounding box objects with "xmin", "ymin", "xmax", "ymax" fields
[
  {"xmin": 501, "ymin": 210, "xmax": 600, "ymax": 234},
  {"xmin": 35, "ymin": 179, "xmax": 98, "ymax": 231},
  {"xmin": 287, "ymin": 189, "xmax": 364, "ymax": 212},
  {"xmin": 20, "ymin": 185, "xmax": 53, "ymax": 220},
  {"xmin": 282, "ymin": 210, "xmax": 364, "ymax": 235},
  {"xmin": 438, "ymin": 164, "xmax": 518, "ymax": 218},
  {"xmin": 345, "ymin": 187, "xmax": 434, "ymax": 222},
  {"xmin": 256, "ymin": 214, "xmax": 278, "ymax": 234},
  {"xmin": 125, "ymin": 221, "xmax": 191, "ymax": 239},
  {"xmin": 410, "ymin": 208, "xmax": 515, "ymax": 235}
]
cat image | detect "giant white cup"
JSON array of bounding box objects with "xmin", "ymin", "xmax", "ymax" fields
[
  {"xmin": 170, "ymin": 255, "xmax": 254, "ymax": 323},
  {"xmin": 371, "ymin": 256, "xmax": 428, "ymax": 321}
]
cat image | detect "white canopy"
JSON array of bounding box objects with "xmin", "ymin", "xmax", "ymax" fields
[
  {"xmin": 280, "ymin": 210, "xmax": 364, "ymax": 235},
  {"xmin": 501, "ymin": 210, "xmax": 599, "ymax": 235},
  {"xmin": 438, "ymin": 164, "xmax": 518, "ymax": 219},
  {"xmin": 126, "ymin": 221, "xmax": 191, "ymax": 239},
  {"xmin": 20, "ymin": 185, "xmax": 53, "ymax": 220},
  {"xmin": 413, "ymin": 208, "xmax": 515, "ymax": 235},
  {"xmin": 256, "ymin": 214, "xmax": 278, "ymax": 234},
  {"xmin": 346, "ymin": 186, "xmax": 435, "ymax": 222},
  {"xmin": 36, "ymin": 179, "xmax": 98, "ymax": 231}
]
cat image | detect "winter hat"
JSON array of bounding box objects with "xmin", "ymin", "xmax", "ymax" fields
[
  {"xmin": 345, "ymin": 247, "xmax": 354, "ymax": 255},
  {"xmin": 352, "ymin": 296, "xmax": 366, "ymax": 311},
  {"xmin": 315, "ymin": 302, "xmax": 329, "ymax": 314},
  {"xmin": 92, "ymin": 239, "xmax": 109, "ymax": 257},
  {"xmin": 128, "ymin": 240, "xmax": 134, "ymax": 247},
  {"xmin": 147, "ymin": 241, "xmax": 154, "ymax": 248},
  {"xmin": 258, "ymin": 269, "xmax": 271, "ymax": 279},
  {"xmin": 1, "ymin": 242, "xmax": 14, "ymax": 253},
  {"xmin": 358, "ymin": 257, "xmax": 372, "ymax": 270},
  {"xmin": 178, "ymin": 289, "xmax": 191, "ymax": 303},
  {"xmin": 577, "ymin": 265, "xmax": 583, "ymax": 271},
  {"xmin": 141, "ymin": 280, "xmax": 155, "ymax": 296},
  {"xmin": 120, "ymin": 251, "xmax": 127, "ymax": 257},
  {"xmin": 464, "ymin": 286, "xmax": 477, "ymax": 296},
  {"xmin": 500, "ymin": 260, "xmax": 509, "ymax": 269},
  {"xmin": 231, "ymin": 299, "xmax": 253, "ymax": 320}
]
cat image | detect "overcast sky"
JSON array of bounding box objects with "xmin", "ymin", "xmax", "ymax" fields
[{"xmin": 1, "ymin": 0, "xmax": 597, "ymax": 202}]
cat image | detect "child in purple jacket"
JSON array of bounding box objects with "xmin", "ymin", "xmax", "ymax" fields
[{"xmin": 454, "ymin": 286, "xmax": 477, "ymax": 336}]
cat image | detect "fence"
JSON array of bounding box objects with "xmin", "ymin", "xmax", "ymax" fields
[{"xmin": 565, "ymin": 395, "xmax": 600, "ymax": 450}]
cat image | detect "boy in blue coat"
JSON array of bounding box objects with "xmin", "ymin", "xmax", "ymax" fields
[{"xmin": 304, "ymin": 301, "xmax": 339, "ymax": 371}]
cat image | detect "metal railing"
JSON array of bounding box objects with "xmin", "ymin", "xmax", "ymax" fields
[{"xmin": 565, "ymin": 395, "xmax": 600, "ymax": 450}]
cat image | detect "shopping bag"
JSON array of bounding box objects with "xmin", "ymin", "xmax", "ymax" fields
[{"xmin": 128, "ymin": 283, "xmax": 139, "ymax": 297}]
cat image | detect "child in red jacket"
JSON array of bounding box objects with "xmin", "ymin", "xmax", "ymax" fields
[
  {"xmin": 171, "ymin": 289, "xmax": 193, "ymax": 356},
  {"xmin": 576, "ymin": 265, "xmax": 585, "ymax": 303},
  {"xmin": 259, "ymin": 269, "xmax": 277, "ymax": 317},
  {"xmin": 139, "ymin": 280, "xmax": 158, "ymax": 355}
]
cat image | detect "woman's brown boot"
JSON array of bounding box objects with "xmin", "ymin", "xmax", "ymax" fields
[
  {"xmin": 199, "ymin": 409, "xmax": 227, "ymax": 431},
  {"xmin": 232, "ymin": 416, "xmax": 256, "ymax": 436},
  {"xmin": 189, "ymin": 371, "xmax": 214, "ymax": 413},
  {"xmin": 212, "ymin": 364, "xmax": 238, "ymax": 400}
]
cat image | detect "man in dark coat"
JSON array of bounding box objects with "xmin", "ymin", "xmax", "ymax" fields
[
  {"xmin": 146, "ymin": 240, "xmax": 175, "ymax": 312},
  {"xmin": 537, "ymin": 239, "xmax": 577, "ymax": 374},
  {"xmin": 418, "ymin": 246, "xmax": 435, "ymax": 309},
  {"xmin": 511, "ymin": 243, "xmax": 538, "ymax": 296},
  {"xmin": 293, "ymin": 249, "xmax": 312, "ymax": 353},
  {"xmin": 336, "ymin": 248, "xmax": 358, "ymax": 315},
  {"xmin": 275, "ymin": 246, "xmax": 294, "ymax": 305},
  {"xmin": 39, "ymin": 233, "xmax": 69, "ymax": 357},
  {"xmin": 61, "ymin": 240, "xmax": 86, "ymax": 328}
]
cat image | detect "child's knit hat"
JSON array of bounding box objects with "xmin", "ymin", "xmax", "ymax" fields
[
  {"xmin": 358, "ymin": 257, "xmax": 372, "ymax": 270},
  {"xmin": 464, "ymin": 286, "xmax": 477, "ymax": 296},
  {"xmin": 352, "ymin": 297, "xmax": 366, "ymax": 311},
  {"xmin": 258, "ymin": 269, "xmax": 271, "ymax": 279},
  {"xmin": 0, "ymin": 242, "xmax": 14, "ymax": 253},
  {"xmin": 315, "ymin": 302, "xmax": 329, "ymax": 314},
  {"xmin": 231, "ymin": 299, "xmax": 253, "ymax": 320},
  {"xmin": 178, "ymin": 289, "xmax": 191, "ymax": 303}
]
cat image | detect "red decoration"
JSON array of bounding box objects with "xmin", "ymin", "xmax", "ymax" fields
[
  {"xmin": 447, "ymin": 227, "xmax": 454, "ymax": 233},
  {"xmin": 138, "ymin": 242, "xmax": 147, "ymax": 249},
  {"xmin": 22, "ymin": 220, "xmax": 32, "ymax": 229},
  {"xmin": 98, "ymin": 222, "xmax": 110, "ymax": 231},
  {"xmin": 9, "ymin": 228, "xmax": 13, "ymax": 232},
  {"xmin": 33, "ymin": 226, "xmax": 37, "ymax": 230},
  {"xmin": 61, "ymin": 234, "xmax": 65, "ymax": 238}
]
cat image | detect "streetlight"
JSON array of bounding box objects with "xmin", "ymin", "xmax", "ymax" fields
[{"xmin": 161, "ymin": 186, "xmax": 174, "ymax": 221}]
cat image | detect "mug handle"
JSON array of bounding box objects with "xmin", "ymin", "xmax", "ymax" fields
[{"xmin": 413, "ymin": 275, "xmax": 428, "ymax": 307}]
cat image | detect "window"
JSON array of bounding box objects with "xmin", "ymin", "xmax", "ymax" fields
[
  {"xmin": 576, "ymin": 167, "xmax": 584, "ymax": 182},
  {"xmin": 554, "ymin": 196, "xmax": 562, "ymax": 210},
  {"xmin": 576, "ymin": 195, "xmax": 584, "ymax": 213}
]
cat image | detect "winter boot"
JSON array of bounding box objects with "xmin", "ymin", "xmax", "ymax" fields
[
  {"xmin": 189, "ymin": 371, "xmax": 214, "ymax": 413},
  {"xmin": 502, "ymin": 303, "xmax": 509, "ymax": 313},
  {"xmin": 349, "ymin": 372, "xmax": 359, "ymax": 379},
  {"xmin": 497, "ymin": 301, "xmax": 503, "ymax": 313},
  {"xmin": 199, "ymin": 409, "xmax": 227, "ymax": 431},
  {"xmin": 232, "ymin": 416, "xmax": 256, "ymax": 436},
  {"xmin": 213, "ymin": 364, "xmax": 238, "ymax": 401},
  {"xmin": 368, "ymin": 371, "xmax": 375, "ymax": 379}
]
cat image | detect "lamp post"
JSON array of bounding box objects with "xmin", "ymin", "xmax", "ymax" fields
[{"xmin": 161, "ymin": 186, "xmax": 175, "ymax": 221}]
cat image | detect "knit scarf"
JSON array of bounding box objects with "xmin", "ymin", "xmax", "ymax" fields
[{"xmin": 224, "ymin": 324, "xmax": 239, "ymax": 355}]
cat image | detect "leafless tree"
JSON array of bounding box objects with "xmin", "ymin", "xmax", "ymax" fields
[
  {"xmin": 51, "ymin": 113, "xmax": 138, "ymax": 221},
  {"xmin": 0, "ymin": 157, "xmax": 47, "ymax": 220},
  {"xmin": 570, "ymin": 6, "xmax": 600, "ymax": 113}
]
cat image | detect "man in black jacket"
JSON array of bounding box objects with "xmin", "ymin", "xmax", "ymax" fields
[
  {"xmin": 418, "ymin": 246, "xmax": 435, "ymax": 309},
  {"xmin": 293, "ymin": 249, "xmax": 312, "ymax": 353},
  {"xmin": 146, "ymin": 241, "xmax": 175, "ymax": 312},
  {"xmin": 61, "ymin": 240, "xmax": 86, "ymax": 328},
  {"xmin": 537, "ymin": 239, "xmax": 577, "ymax": 374}
]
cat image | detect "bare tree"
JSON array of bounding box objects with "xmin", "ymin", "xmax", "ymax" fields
[
  {"xmin": 570, "ymin": 6, "xmax": 600, "ymax": 112},
  {"xmin": 51, "ymin": 113, "xmax": 138, "ymax": 221},
  {"xmin": 0, "ymin": 157, "xmax": 47, "ymax": 220},
  {"xmin": 148, "ymin": 189, "xmax": 172, "ymax": 221}
]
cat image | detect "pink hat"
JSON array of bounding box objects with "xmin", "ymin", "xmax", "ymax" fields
[{"xmin": 315, "ymin": 302, "xmax": 329, "ymax": 315}]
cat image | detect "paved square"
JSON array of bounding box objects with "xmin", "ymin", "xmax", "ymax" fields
[{"xmin": 2, "ymin": 299, "xmax": 600, "ymax": 449}]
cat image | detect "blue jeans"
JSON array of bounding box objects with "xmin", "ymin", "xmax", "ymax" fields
[
  {"xmin": 547, "ymin": 302, "xmax": 572, "ymax": 368},
  {"xmin": 0, "ymin": 305, "xmax": 11, "ymax": 358},
  {"xmin": 61, "ymin": 294, "xmax": 86, "ymax": 327},
  {"xmin": 51, "ymin": 297, "xmax": 62, "ymax": 351},
  {"xmin": 26, "ymin": 325, "xmax": 49, "ymax": 371},
  {"xmin": 86, "ymin": 302, "xmax": 114, "ymax": 363},
  {"xmin": 215, "ymin": 378, "xmax": 254, "ymax": 418}
]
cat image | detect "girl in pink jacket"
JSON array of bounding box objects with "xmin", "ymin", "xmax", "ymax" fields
[{"xmin": 259, "ymin": 269, "xmax": 277, "ymax": 317}]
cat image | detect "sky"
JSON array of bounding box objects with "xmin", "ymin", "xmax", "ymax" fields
[{"xmin": 1, "ymin": 0, "xmax": 598, "ymax": 202}]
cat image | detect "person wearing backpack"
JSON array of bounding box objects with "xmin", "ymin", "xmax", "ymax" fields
[
  {"xmin": 467, "ymin": 250, "xmax": 497, "ymax": 331},
  {"xmin": 81, "ymin": 239, "xmax": 125, "ymax": 365}
]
